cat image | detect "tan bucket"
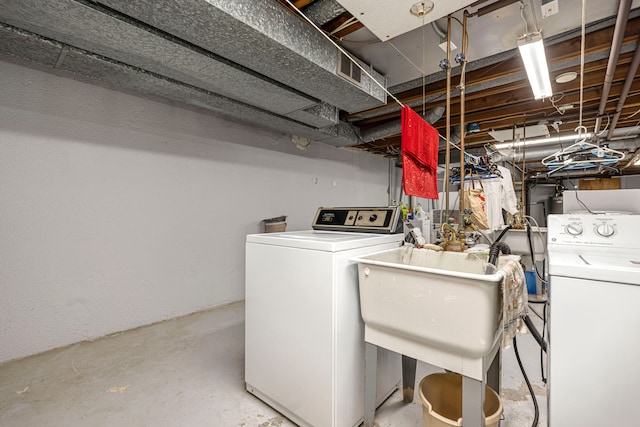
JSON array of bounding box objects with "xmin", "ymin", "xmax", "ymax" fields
[
  {"xmin": 419, "ymin": 373, "xmax": 502, "ymax": 427},
  {"xmin": 264, "ymin": 221, "xmax": 286, "ymax": 233}
]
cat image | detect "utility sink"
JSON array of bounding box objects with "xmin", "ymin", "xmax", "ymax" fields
[
  {"xmin": 500, "ymin": 226, "xmax": 547, "ymax": 256},
  {"xmin": 353, "ymin": 247, "xmax": 519, "ymax": 380}
]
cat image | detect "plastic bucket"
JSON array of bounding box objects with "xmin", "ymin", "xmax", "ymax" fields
[
  {"xmin": 419, "ymin": 373, "xmax": 502, "ymax": 427},
  {"xmin": 525, "ymin": 270, "xmax": 537, "ymax": 294}
]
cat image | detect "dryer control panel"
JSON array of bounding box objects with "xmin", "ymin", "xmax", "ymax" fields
[
  {"xmin": 312, "ymin": 206, "xmax": 402, "ymax": 233},
  {"xmin": 548, "ymin": 214, "xmax": 640, "ymax": 249}
]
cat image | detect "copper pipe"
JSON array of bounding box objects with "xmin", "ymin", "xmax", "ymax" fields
[
  {"xmin": 458, "ymin": 11, "xmax": 468, "ymax": 229},
  {"xmin": 594, "ymin": 0, "xmax": 632, "ymax": 134},
  {"xmin": 521, "ymin": 124, "xmax": 526, "ymax": 220},
  {"xmin": 444, "ymin": 16, "xmax": 452, "ymax": 222}
]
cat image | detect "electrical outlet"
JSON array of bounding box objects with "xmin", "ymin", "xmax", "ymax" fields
[{"xmin": 541, "ymin": 0, "xmax": 559, "ymax": 18}]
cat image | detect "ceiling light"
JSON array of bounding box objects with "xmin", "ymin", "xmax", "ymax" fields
[
  {"xmin": 494, "ymin": 132, "xmax": 593, "ymax": 150},
  {"xmin": 555, "ymin": 71, "xmax": 577, "ymax": 83},
  {"xmin": 410, "ymin": 1, "xmax": 434, "ymax": 18},
  {"xmin": 518, "ymin": 32, "xmax": 553, "ymax": 100}
]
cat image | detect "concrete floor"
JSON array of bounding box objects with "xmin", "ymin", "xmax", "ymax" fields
[{"xmin": 0, "ymin": 301, "xmax": 547, "ymax": 426}]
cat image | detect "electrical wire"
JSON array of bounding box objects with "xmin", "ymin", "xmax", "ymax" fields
[
  {"xmin": 541, "ymin": 302, "xmax": 548, "ymax": 384},
  {"xmin": 549, "ymin": 94, "xmax": 566, "ymax": 115},
  {"xmin": 596, "ymin": 114, "xmax": 611, "ymax": 137},
  {"xmin": 328, "ymin": 17, "xmax": 357, "ymax": 35},
  {"xmin": 519, "ymin": 1, "xmax": 530, "ymax": 35},
  {"xmin": 568, "ymin": 179, "xmax": 596, "ymax": 213},
  {"xmin": 625, "ymin": 107, "xmax": 640, "ymax": 119}
]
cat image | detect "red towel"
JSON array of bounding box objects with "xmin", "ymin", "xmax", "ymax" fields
[{"xmin": 401, "ymin": 105, "xmax": 439, "ymax": 199}]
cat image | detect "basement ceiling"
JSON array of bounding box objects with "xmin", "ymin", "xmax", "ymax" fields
[{"xmin": 1, "ymin": 0, "xmax": 640, "ymax": 179}]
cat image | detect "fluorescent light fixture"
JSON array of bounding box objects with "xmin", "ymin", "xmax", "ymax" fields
[
  {"xmin": 494, "ymin": 132, "xmax": 593, "ymax": 150},
  {"xmin": 518, "ymin": 32, "xmax": 553, "ymax": 99}
]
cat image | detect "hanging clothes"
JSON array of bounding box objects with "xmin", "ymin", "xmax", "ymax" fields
[
  {"xmin": 498, "ymin": 166, "xmax": 518, "ymax": 216},
  {"xmin": 401, "ymin": 105, "xmax": 439, "ymax": 199},
  {"xmin": 463, "ymin": 165, "xmax": 518, "ymax": 230}
]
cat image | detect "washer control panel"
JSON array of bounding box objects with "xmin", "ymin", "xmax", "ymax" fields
[
  {"xmin": 312, "ymin": 206, "xmax": 402, "ymax": 233},
  {"xmin": 548, "ymin": 214, "xmax": 639, "ymax": 248}
]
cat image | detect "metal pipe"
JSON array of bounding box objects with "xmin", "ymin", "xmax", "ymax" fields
[
  {"xmin": 445, "ymin": 16, "xmax": 452, "ymax": 222},
  {"xmin": 521, "ymin": 124, "xmax": 526, "ymax": 218},
  {"xmin": 593, "ymin": 0, "xmax": 632, "ymax": 134},
  {"xmin": 458, "ymin": 11, "xmax": 468, "ymax": 229},
  {"xmin": 606, "ymin": 37, "xmax": 640, "ymax": 140}
]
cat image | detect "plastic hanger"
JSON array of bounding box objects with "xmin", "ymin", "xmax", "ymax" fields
[{"xmin": 541, "ymin": 135, "xmax": 624, "ymax": 174}]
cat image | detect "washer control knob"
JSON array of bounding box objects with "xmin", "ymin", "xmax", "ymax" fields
[
  {"xmin": 369, "ymin": 214, "xmax": 378, "ymax": 222},
  {"xmin": 565, "ymin": 223, "xmax": 583, "ymax": 236},
  {"xmin": 596, "ymin": 223, "xmax": 615, "ymax": 237}
]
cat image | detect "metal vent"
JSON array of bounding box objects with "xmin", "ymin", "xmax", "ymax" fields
[{"xmin": 337, "ymin": 51, "xmax": 362, "ymax": 86}]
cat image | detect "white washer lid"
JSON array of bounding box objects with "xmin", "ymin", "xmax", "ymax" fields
[
  {"xmin": 549, "ymin": 250, "xmax": 640, "ymax": 285},
  {"xmin": 246, "ymin": 230, "xmax": 404, "ymax": 252}
]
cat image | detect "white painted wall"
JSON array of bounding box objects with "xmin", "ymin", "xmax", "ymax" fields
[{"xmin": 0, "ymin": 59, "xmax": 394, "ymax": 363}]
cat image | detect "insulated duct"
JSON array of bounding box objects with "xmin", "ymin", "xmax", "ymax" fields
[
  {"xmin": 489, "ymin": 134, "xmax": 640, "ymax": 163},
  {"xmin": 96, "ymin": 0, "xmax": 386, "ymax": 113},
  {"xmin": 0, "ymin": 0, "xmax": 389, "ymax": 147},
  {"xmin": 0, "ymin": 24, "xmax": 363, "ymax": 147},
  {"xmin": 360, "ymin": 106, "xmax": 445, "ymax": 142},
  {"xmin": 302, "ymin": 0, "xmax": 347, "ymax": 26}
]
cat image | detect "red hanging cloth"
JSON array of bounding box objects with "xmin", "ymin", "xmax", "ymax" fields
[{"xmin": 401, "ymin": 105, "xmax": 439, "ymax": 199}]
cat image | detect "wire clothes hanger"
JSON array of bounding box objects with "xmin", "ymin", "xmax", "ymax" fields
[
  {"xmin": 541, "ymin": 134, "xmax": 625, "ymax": 175},
  {"xmin": 542, "ymin": 0, "xmax": 625, "ymax": 176},
  {"xmin": 450, "ymin": 152, "xmax": 502, "ymax": 182}
]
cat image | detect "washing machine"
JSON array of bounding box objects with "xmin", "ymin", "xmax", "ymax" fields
[
  {"xmin": 547, "ymin": 214, "xmax": 640, "ymax": 426},
  {"xmin": 245, "ymin": 207, "xmax": 404, "ymax": 427}
]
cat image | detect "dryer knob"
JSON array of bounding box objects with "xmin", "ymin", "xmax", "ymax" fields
[
  {"xmin": 565, "ymin": 223, "xmax": 583, "ymax": 236},
  {"xmin": 596, "ymin": 223, "xmax": 615, "ymax": 237}
]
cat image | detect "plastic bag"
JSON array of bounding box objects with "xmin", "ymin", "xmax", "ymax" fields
[{"xmin": 462, "ymin": 176, "xmax": 490, "ymax": 230}]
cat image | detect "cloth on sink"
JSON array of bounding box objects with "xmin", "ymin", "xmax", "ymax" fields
[
  {"xmin": 401, "ymin": 105, "xmax": 439, "ymax": 199},
  {"xmin": 499, "ymin": 257, "xmax": 527, "ymax": 349}
]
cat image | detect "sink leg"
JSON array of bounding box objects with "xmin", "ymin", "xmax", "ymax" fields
[
  {"xmin": 463, "ymin": 375, "xmax": 486, "ymax": 427},
  {"xmin": 401, "ymin": 355, "xmax": 417, "ymax": 403},
  {"xmin": 487, "ymin": 347, "xmax": 502, "ymax": 395},
  {"xmin": 364, "ymin": 342, "xmax": 377, "ymax": 427}
]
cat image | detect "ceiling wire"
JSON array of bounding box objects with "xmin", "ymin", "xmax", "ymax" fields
[
  {"xmin": 387, "ymin": 41, "xmax": 425, "ymax": 75},
  {"xmin": 281, "ymin": 0, "xmax": 404, "ymax": 108}
]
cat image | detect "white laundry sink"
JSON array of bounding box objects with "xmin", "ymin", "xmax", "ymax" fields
[
  {"xmin": 500, "ymin": 226, "xmax": 547, "ymax": 256},
  {"xmin": 353, "ymin": 247, "xmax": 518, "ymax": 380}
]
